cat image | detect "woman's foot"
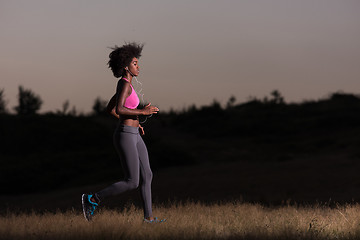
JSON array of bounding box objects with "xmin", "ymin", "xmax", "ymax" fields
[
  {"xmin": 143, "ymin": 217, "xmax": 166, "ymax": 223},
  {"xmin": 81, "ymin": 193, "xmax": 99, "ymax": 221}
]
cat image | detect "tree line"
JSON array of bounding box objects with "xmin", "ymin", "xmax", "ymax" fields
[
  {"xmin": 0, "ymin": 86, "xmax": 108, "ymax": 116},
  {"xmin": 1, "ymin": 85, "xmax": 287, "ymax": 117},
  {"xmin": 2, "ymin": 85, "xmax": 358, "ymax": 119}
]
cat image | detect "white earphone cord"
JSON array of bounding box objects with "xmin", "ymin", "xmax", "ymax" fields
[{"xmin": 133, "ymin": 76, "xmax": 153, "ymax": 124}]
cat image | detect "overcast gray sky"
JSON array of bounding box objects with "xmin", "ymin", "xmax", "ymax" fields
[{"xmin": 1, "ymin": 0, "xmax": 360, "ymax": 113}]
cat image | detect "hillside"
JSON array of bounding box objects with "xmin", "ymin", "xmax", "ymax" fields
[{"xmin": 1, "ymin": 92, "xmax": 360, "ymax": 210}]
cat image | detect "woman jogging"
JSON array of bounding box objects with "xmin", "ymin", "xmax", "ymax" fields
[{"xmin": 82, "ymin": 42, "xmax": 165, "ymax": 223}]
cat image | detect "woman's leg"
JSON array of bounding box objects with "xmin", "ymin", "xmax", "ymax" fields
[
  {"xmin": 137, "ymin": 135, "xmax": 153, "ymax": 218},
  {"xmin": 96, "ymin": 131, "xmax": 140, "ymax": 200}
]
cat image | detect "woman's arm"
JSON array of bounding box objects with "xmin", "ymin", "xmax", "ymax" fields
[{"xmin": 106, "ymin": 93, "xmax": 120, "ymax": 119}]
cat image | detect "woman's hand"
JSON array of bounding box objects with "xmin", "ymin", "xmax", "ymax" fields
[
  {"xmin": 142, "ymin": 103, "xmax": 159, "ymax": 115},
  {"xmin": 139, "ymin": 124, "xmax": 145, "ymax": 135},
  {"xmin": 110, "ymin": 108, "xmax": 120, "ymax": 119}
]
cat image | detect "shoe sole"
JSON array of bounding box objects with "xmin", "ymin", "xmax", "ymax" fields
[{"xmin": 81, "ymin": 194, "xmax": 90, "ymax": 221}]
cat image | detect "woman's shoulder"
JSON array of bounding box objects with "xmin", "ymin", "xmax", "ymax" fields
[
  {"xmin": 117, "ymin": 78, "xmax": 131, "ymax": 87},
  {"xmin": 116, "ymin": 78, "xmax": 132, "ymax": 94}
]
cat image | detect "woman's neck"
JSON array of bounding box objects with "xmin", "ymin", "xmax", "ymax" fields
[{"xmin": 123, "ymin": 72, "xmax": 133, "ymax": 82}]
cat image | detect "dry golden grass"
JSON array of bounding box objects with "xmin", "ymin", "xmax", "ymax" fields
[{"xmin": 1, "ymin": 201, "xmax": 360, "ymax": 240}]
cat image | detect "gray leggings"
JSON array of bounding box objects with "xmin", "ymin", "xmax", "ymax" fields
[{"xmin": 96, "ymin": 124, "xmax": 153, "ymax": 218}]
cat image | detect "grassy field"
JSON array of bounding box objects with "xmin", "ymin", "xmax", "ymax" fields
[
  {"xmin": 2, "ymin": 155, "xmax": 360, "ymax": 240},
  {"xmin": 1, "ymin": 201, "xmax": 360, "ymax": 240}
]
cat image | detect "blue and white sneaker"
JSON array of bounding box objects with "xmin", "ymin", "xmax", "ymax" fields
[
  {"xmin": 143, "ymin": 217, "xmax": 167, "ymax": 223},
  {"xmin": 81, "ymin": 193, "xmax": 99, "ymax": 221}
]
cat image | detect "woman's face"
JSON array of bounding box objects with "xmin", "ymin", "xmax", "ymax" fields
[{"xmin": 127, "ymin": 57, "xmax": 140, "ymax": 76}]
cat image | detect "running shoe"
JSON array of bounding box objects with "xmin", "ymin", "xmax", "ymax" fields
[
  {"xmin": 143, "ymin": 217, "xmax": 167, "ymax": 223},
  {"xmin": 82, "ymin": 193, "xmax": 98, "ymax": 221}
]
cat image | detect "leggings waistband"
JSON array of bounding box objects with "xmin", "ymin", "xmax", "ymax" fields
[{"xmin": 116, "ymin": 124, "xmax": 139, "ymax": 134}]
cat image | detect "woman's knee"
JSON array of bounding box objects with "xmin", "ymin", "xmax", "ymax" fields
[{"xmin": 127, "ymin": 180, "xmax": 139, "ymax": 190}]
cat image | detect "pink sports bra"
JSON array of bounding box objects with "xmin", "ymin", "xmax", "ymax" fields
[{"xmin": 122, "ymin": 78, "xmax": 139, "ymax": 109}]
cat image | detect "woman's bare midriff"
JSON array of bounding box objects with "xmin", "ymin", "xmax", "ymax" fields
[{"xmin": 120, "ymin": 115, "xmax": 139, "ymax": 127}]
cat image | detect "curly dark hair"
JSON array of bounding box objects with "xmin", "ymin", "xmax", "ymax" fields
[{"xmin": 107, "ymin": 42, "xmax": 144, "ymax": 78}]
